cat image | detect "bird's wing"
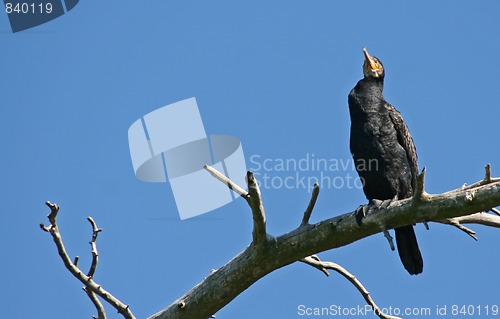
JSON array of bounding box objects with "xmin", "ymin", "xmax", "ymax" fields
[{"xmin": 385, "ymin": 103, "xmax": 419, "ymax": 190}]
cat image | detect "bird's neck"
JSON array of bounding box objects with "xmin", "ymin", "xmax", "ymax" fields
[
  {"xmin": 349, "ymin": 76, "xmax": 386, "ymax": 116},
  {"xmin": 359, "ymin": 76, "xmax": 384, "ymax": 95}
]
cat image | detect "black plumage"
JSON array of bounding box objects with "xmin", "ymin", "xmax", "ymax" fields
[{"xmin": 348, "ymin": 48, "xmax": 423, "ymax": 275}]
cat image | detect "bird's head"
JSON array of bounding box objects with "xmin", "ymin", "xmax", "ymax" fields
[{"xmin": 362, "ymin": 48, "xmax": 385, "ymax": 79}]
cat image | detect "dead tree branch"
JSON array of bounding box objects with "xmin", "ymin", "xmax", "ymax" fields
[
  {"xmin": 301, "ymin": 183, "xmax": 320, "ymax": 226},
  {"xmin": 87, "ymin": 217, "xmax": 102, "ymax": 278},
  {"xmin": 490, "ymin": 207, "xmax": 500, "ymax": 216},
  {"xmin": 204, "ymin": 164, "xmax": 267, "ymax": 245},
  {"xmin": 439, "ymin": 218, "xmax": 478, "ymax": 240},
  {"xmin": 84, "ymin": 286, "xmax": 106, "ymax": 319},
  {"xmin": 204, "ymin": 165, "xmax": 249, "ymax": 198},
  {"xmin": 42, "ymin": 164, "xmax": 500, "ymax": 319},
  {"xmin": 246, "ymin": 171, "xmax": 268, "ymax": 245},
  {"xmin": 436, "ymin": 212, "xmax": 500, "ymax": 240},
  {"xmin": 453, "ymin": 212, "xmax": 500, "ymax": 227},
  {"xmin": 301, "ymin": 256, "xmax": 402, "ymax": 319},
  {"xmin": 40, "ymin": 202, "xmax": 135, "ymax": 319},
  {"xmin": 148, "ymin": 166, "xmax": 500, "ymax": 319},
  {"xmin": 300, "ymin": 254, "xmax": 330, "ymax": 276}
]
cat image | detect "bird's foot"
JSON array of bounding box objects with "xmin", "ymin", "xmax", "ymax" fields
[
  {"xmin": 371, "ymin": 195, "xmax": 398, "ymax": 210},
  {"xmin": 354, "ymin": 204, "xmax": 371, "ymax": 226},
  {"xmin": 355, "ymin": 196, "xmax": 398, "ymax": 226}
]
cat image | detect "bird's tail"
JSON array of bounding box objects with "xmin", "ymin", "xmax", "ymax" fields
[{"xmin": 395, "ymin": 225, "xmax": 423, "ymax": 275}]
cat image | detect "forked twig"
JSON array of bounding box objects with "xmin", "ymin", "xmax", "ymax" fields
[
  {"xmin": 441, "ymin": 218, "xmax": 478, "ymax": 240},
  {"xmin": 40, "ymin": 201, "xmax": 135, "ymax": 319},
  {"xmin": 204, "ymin": 166, "xmax": 268, "ymax": 245},
  {"xmin": 301, "ymin": 256, "xmax": 402, "ymax": 319},
  {"xmin": 437, "ymin": 211, "xmax": 500, "ymax": 239}
]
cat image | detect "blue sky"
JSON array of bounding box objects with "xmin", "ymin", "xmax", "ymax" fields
[{"xmin": 1, "ymin": 1, "xmax": 500, "ymax": 318}]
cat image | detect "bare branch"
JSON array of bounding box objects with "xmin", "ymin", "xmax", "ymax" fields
[
  {"xmin": 439, "ymin": 219, "xmax": 478, "ymax": 240},
  {"xmin": 43, "ymin": 165, "xmax": 500, "ymax": 319},
  {"xmin": 301, "ymin": 256, "xmax": 402, "ymax": 319},
  {"xmin": 300, "ymin": 255, "xmax": 329, "ymax": 276},
  {"xmin": 437, "ymin": 209, "xmax": 500, "ymax": 239},
  {"xmin": 203, "ymin": 166, "xmax": 267, "ymax": 244},
  {"xmin": 246, "ymin": 171, "xmax": 267, "ymax": 245},
  {"xmin": 87, "ymin": 217, "xmax": 102, "ymax": 278},
  {"xmin": 301, "ymin": 183, "xmax": 320, "ymax": 227},
  {"xmin": 413, "ymin": 168, "xmax": 429, "ymax": 201},
  {"xmin": 39, "ymin": 223, "xmax": 51, "ymax": 232},
  {"xmin": 490, "ymin": 207, "xmax": 500, "ymax": 217},
  {"xmin": 203, "ymin": 165, "xmax": 249, "ymax": 198},
  {"xmin": 382, "ymin": 229, "xmax": 395, "ymax": 251},
  {"xmin": 485, "ymin": 164, "xmax": 492, "ymax": 183},
  {"xmin": 446, "ymin": 164, "xmax": 500, "ymax": 195},
  {"xmin": 440, "ymin": 212, "xmax": 500, "ymax": 229},
  {"xmin": 84, "ymin": 287, "xmax": 107, "ymax": 319},
  {"xmin": 40, "ymin": 202, "xmax": 136, "ymax": 319},
  {"xmin": 150, "ymin": 169, "xmax": 500, "ymax": 319}
]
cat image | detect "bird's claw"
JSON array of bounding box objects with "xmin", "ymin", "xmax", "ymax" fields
[
  {"xmin": 371, "ymin": 197, "xmax": 396, "ymax": 210},
  {"xmin": 355, "ymin": 196, "xmax": 398, "ymax": 226},
  {"xmin": 355, "ymin": 204, "xmax": 371, "ymax": 226}
]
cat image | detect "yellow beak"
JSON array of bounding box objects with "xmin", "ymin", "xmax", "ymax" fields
[{"xmin": 363, "ymin": 47, "xmax": 377, "ymax": 70}]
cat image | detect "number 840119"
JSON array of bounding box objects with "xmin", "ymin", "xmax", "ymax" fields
[
  {"xmin": 5, "ymin": 2, "xmax": 53, "ymax": 14},
  {"xmin": 451, "ymin": 305, "xmax": 499, "ymax": 316}
]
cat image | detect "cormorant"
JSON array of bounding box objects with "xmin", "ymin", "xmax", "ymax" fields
[{"xmin": 348, "ymin": 48, "xmax": 423, "ymax": 275}]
